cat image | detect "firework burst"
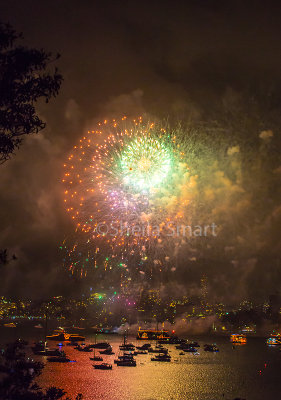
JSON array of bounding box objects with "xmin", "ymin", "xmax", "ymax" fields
[{"xmin": 62, "ymin": 117, "xmax": 196, "ymax": 279}]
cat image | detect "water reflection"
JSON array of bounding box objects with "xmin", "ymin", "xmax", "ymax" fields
[{"xmin": 1, "ymin": 330, "xmax": 280, "ymax": 400}]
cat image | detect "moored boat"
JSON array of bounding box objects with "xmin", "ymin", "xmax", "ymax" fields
[
  {"xmin": 266, "ymin": 333, "xmax": 281, "ymax": 345},
  {"xmin": 136, "ymin": 327, "xmax": 170, "ymax": 341},
  {"xmin": 99, "ymin": 346, "xmax": 115, "ymax": 355},
  {"xmin": 46, "ymin": 330, "xmax": 85, "ymax": 341},
  {"xmin": 134, "ymin": 350, "xmax": 147, "ymax": 355},
  {"xmin": 47, "ymin": 352, "xmax": 71, "ymax": 362},
  {"xmin": 148, "ymin": 347, "xmax": 168, "ymax": 354},
  {"xmin": 230, "ymin": 334, "xmax": 247, "ymax": 344},
  {"xmin": 188, "ymin": 341, "xmax": 200, "ymax": 347},
  {"xmin": 116, "ymin": 359, "xmax": 136, "ymax": 366},
  {"xmin": 119, "ymin": 333, "xmax": 135, "ymax": 351},
  {"xmin": 3, "ymin": 322, "xmax": 17, "ymax": 328},
  {"xmin": 36, "ymin": 348, "xmax": 64, "ymax": 356},
  {"xmin": 119, "ymin": 343, "xmax": 135, "ymax": 350},
  {"xmin": 90, "ymin": 356, "xmax": 103, "ymax": 361},
  {"xmin": 204, "ymin": 344, "xmax": 219, "ymax": 352},
  {"xmin": 93, "ymin": 363, "xmax": 112, "ymax": 370},
  {"xmin": 183, "ymin": 346, "xmax": 197, "ymax": 353},
  {"xmin": 89, "ymin": 342, "xmax": 110, "ymax": 349},
  {"xmin": 114, "ymin": 354, "xmax": 134, "ymax": 364},
  {"xmin": 151, "ymin": 353, "xmax": 171, "ymax": 362},
  {"xmin": 76, "ymin": 345, "xmax": 92, "ymax": 352},
  {"xmin": 115, "ymin": 333, "xmax": 137, "ymax": 366},
  {"xmin": 68, "ymin": 333, "xmax": 85, "ymax": 341},
  {"xmin": 31, "ymin": 341, "xmax": 46, "ymax": 354},
  {"xmin": 136, "ymin": 343, "xmax": 151, "ymax": 350}
]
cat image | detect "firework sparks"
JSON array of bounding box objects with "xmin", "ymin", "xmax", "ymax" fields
[{"xmin": 62, "ymin": 118, "xmax": 196, "ymax": 279}]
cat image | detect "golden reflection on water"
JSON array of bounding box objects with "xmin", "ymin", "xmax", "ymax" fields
[{"xmin": 34, "ymin": 335, "xmax": 280, "ymax": 400}]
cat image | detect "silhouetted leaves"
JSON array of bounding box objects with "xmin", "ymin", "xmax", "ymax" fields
[
  {"xmin": 0, "ymin": 249, "xmax": 16, "ymax": 266},
  {"xmin": 0, "ymin": 22, "xmax": 62, "ymax": 164},
  {"xmin": 0, "ymin": 340, "xmax": 83, "ymax": 400}
]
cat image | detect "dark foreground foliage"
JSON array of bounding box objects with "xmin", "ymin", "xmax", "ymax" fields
[
  {"xmin": 0, "ymin": 340, "xmax": 82, "ymax": 400},
  {"xmin": 0, "ymin": 22, "xmax": 62, "ymax": 164}
]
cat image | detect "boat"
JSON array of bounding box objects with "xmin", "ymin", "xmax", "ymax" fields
[
  {"xmin": 204, "ymin": 344, "xmax": 219, "ymax": 352},
  {"xmin": 76, "ymin": 345, "xmax": 92, "ymax": 352},
  {"xmin": 99, "ymin": 347, "xmax": 115, "ymax": 355},
  {"xmin": 175, "ymin": 342, "xmax": 188, "ymax": 350},
  {"xmin": 93, "ymin": 363, "xmax": 112, "ymax": 370},
  {"xmin": 151, "ymin": 353, "xmax": 171, "ymax": 362},
  {"xmin": 90, "ymin": 335, "xmax": 105, "ymax": 360},
  {"xmin": 89, "ymin": 342, "xmax": 111, "ymax": 349},
  {"xmin": 31, "ymin": 341, "xmax": 64, "ymax": 356},
  {"xmin": 47, "ymin": 352, "xmax": 71, "ymax": 362},
  {"xmin": 230, "ymin": 334, "xmax": 247, "ymax": 344},
  {"xmin": 115, "ymin": 334, "xmax": 136, "ymax": 366},
  {"xmin": 136, "ymin": 327, "xmax": 170, "ymax": 340},
  {"xmin": 148, "ymin": 347, "xmax": 168, "ymax": 354},
  {"xmin": 46, "ymin": 330, "xmax": 85, "ymax": 341},
  {"xmin": 31, "ymin": 341, "xmax": 46, "ymax": 354},
  {"xmin": 33, "ymin": 310, "xmax": 49, "ymax": 354},
  {"xmin": 46, "ymin": 330, "xmax": 68, "ymax": 341},
  {"xmin": 136, "ymin": 343, "xmax": 151, "ymax": 350},
  {"xmin": 68, "ymin": 333, "xmax": 85, "ymax": 341},
  {"xmin": 116, "ymin": 359, "xmax": 136, "ymax": 366},
  {"xmin": 79, "ymin": 347, "xmax": 92, "ymax": 352},
  {"xmin": 188, "ymin": 341, "xmax": 200, "ymax": 347},
  {"xmin": 47, "ymin": 356, "xmax": 71, "ymax": 362},
  {"xmin": 119, "ymin": 333, "xmax": 135, "ymax": 351},
  {"xmin": 3, "ymin": 323, "xmax": 16, "ymax": 328},
  {"xmin": 183, "ymin": 346, "xmax": 197, "ymax": 353},
  {"xmin": 134, "ymin": 350, "xmax": 147, "ymax": 355},
  {"xmin": 158, "ymin": 335, "xmax": 183, "ymax": 345},
  {"xmin": 176, "ymin": 342, "xmax": 198, "ymax": 351},
  {"xmin": 90, "ymin": 356, "xmax": 103, "ymax": 361},
  {"xmin": 36, "ymin": 348, "xmax": 64, "ymax": 356},
  {"xmin": 119, "ymin": 343, "xmax": 135, "ymax": 350},
  {"xmin": 266, "ymin": 333, "xmax": 281, "ymax": 345},
  {"xmin": 114, "ymin": 354, "xmax": 134, "ymax": 363}
]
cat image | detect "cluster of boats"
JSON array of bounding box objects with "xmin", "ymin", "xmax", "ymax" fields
[
  {"xmin": 31, "ymin": 329, "xmax": 86, "ymax": 362},
  {"xmin": 31, "ymin": 326, "xmax": 223, "ymax": 367},
  {"xmin": 31, "ymin": 341, "xmax": 70, "ymax": 362},
  {"xmin": 93, "ymin": 338, "xmax": 139, "ymax": 368},
  {"xmin": 230, "ymin": 332, "xmax": 281, "ymax": 347},
  {"xmin": 92, "ymin": 336, "xmax": 222, "ymax": 367},
  {"xmin": 176, "ymin": 339, "xmax": 219, "ymax": 354},
  {"xmin": 30, "ymin": 327, "xmax": 281, "ymax": 368}
]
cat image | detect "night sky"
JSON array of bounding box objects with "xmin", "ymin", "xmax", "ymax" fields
[{"xmin": 0, "ymin": 1, "xmax": 281, "ymax": 301}]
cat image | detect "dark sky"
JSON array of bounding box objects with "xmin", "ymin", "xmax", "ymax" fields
[{"xmin": 0, "ymin": 1, "xmax": 281, "ymax": 301}]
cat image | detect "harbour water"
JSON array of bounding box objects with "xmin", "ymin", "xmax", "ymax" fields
[{"xmin": 1, "ymin": 329, "xmax": 280, "ymax": 400}]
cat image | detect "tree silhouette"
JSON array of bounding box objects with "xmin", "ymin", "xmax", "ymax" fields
[
  {"xmin": 0, "ymin": 249, "xmax": 17, "ymax": 265},
  {"xmin": 0, "ymin": 22, "xmax": 62, "ymax": 164},
  {"xmin": 0, "ymin": 340, "xmax": 83, "ymax": 400}
]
